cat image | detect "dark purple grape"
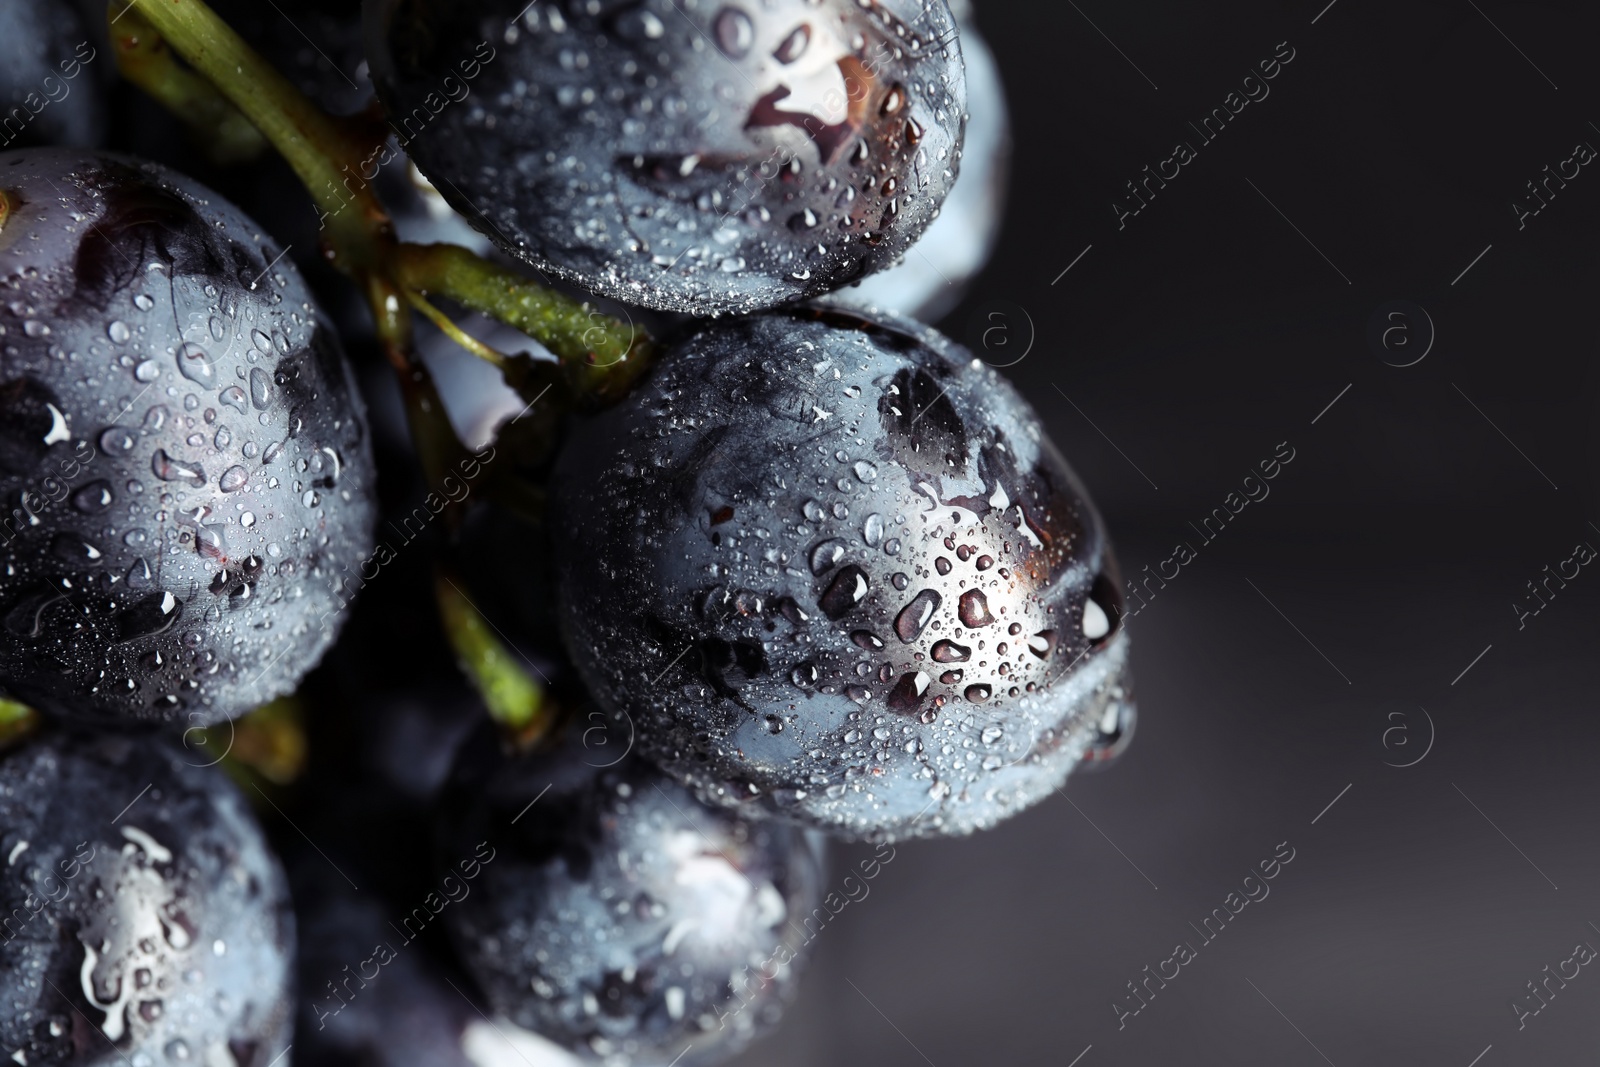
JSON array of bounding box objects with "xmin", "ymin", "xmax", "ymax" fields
[
  {"xmin": 365, "ymin": 0, "xmax": 966, "ymax": 314},
  {"xmin": 549, "ymin": 306, "xmax": 1133, "ymax": 840},
  {"xmin": 438, "ymin": 718, "xmax": 823, "ymax": 1065},
  {"xmin": 0, "ymin": 729, "xmax": 294, "ymax": 1065},
  {"xmin": 831, "ymin": 10, "xmax": 1008, "ymax": 322},
  {"xmin": 0, "ymin": 148, "xmax": 378, "ymax": 726},
  {"xmin": 0, "ymin": 0, "xmax": 104, "ymax": 152}
]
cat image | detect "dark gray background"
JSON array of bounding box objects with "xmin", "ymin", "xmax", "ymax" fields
[{"xmin": 726, "ymin": 1, "xmax": 1600, "ymax": 1064}]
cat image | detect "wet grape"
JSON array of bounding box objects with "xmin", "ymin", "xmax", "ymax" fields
[
  {"xmin": 367, "ymin": 0, "xmax": 966, "ymax": 314},
  {"xmin": 0, "ymin": 148, "xmax": 378, "ymax": 726},
  {"xmin": 549, "ymin": 305, "xmax": 1133, "ymax": 840},
  {"xmin": 0, "ymin": 729, "xmax": 294, "ymax": 1066},
  {"xmin": 438, "ymin": 716, "xmax": 823, "ymax": 1065}
]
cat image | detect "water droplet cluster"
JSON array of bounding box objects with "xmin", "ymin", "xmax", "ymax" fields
[
  {"xmin": 0, "ymin": 149, "xmax": 377, "ymax": 725},
  {"xmin": 0, "ymin": 730, "xmax": 294, "ymax": 1065},
  {"xmin": 369, "ymin": 0, "xmax": 966, "ymax": 314},
  {"xmin": 551, "ymin": 306, "xmax": 1133, "ymax": 840}
]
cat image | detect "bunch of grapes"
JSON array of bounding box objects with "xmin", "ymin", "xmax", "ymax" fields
[{"xmin": 0, "ymin": 0, "xmax": 1132, "ymax": 1064}]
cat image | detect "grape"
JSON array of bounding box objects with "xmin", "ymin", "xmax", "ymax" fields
[
  {"xmin": 366, "ymin": 0, "xmax": 966, "ymax": 314},
  {"xmin": 0, "ymin": 729, "xmax": 294, "ymax": 1066},
  {"xmin": 0, "ymin": 148, "xmax": 378, "ymax": 726},
  {"xmin": 831, "ymin": 11, "xmax": 1009, "ymax": 322},
  {"xmin": 549, "ymin": 306, "xmax": 1133, "ymax": 840},
  {"xmin": 438, "ymin": 717, "xmax": 823, "ymax": 1064}
]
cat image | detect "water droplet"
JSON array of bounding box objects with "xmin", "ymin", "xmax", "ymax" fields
[
  {"xmin": 1028, "ymin": 630, "xmax": 1057, "ymax": 660},
  {"xmin": 894, "ymin": 589, "xmax": 941, "ymax": 643},
  {"xmin": 931, "ymin": 639, "xmax": 971, "ymax": 663},
  {"xmin": 134, "ymin": 360, "xmax": 160, "ymax": 383},
  {"xmin": 981, "ymin": 724, "xmax": 1004, "ymax": 744},
  {"xmin": 934, "ymin": 556, "xmax": 952, "ymax": 575},
  {"xmin": 817, "ymin": 564, "xmax": 869, "ymax": 619},
  {"xmin": 884, "ymin": 538, "xmax": 902, "ymax": 557},
  {"xmin": 964, "ymin": 683, "xmax": 992, "ymax": 703},
  {"xmin": 213, "ymin": 426, "xmax": 231, "ymax": 449},
  {"xmin": 194, "ymin": 522, "xmax": 226, "ymax": 560},
  {"xmin": 850, "ymin": 630, "xmax": 884, "ymax": 650},
  {"xmin": 801, "ymin": 499, "xmax": 825, "ymax": 522},
  {"xmin": 713, "ymin": 6, "xmax": 754, "ymax": 58},
  {"xmin": 790, "ymin": 661, "xmax": 818, "ymax": 688},
  {"xmin": 51, "ymin": 533, "xmax": 102, "ymax": 564},
  {"xmin": 219, "ymin": 386, "xmax": 247, "ymax": 414},
  {"xmin": 240, "ymin": 511, "xmax": 255, "ymax": 528},
  {"xmin": 71, "ymin": 480, "xmax": 114, "ymax": 513},
  {"xmin": 1082, "ymin": 599, "xmax": 1110, "ymax": 640},
  {"xmin": 939, "ymin": 669, "xmax": 963, "ymax": 684},
  {"xmin": 846, "ymin": 685, "xmax": 871, "ymax": 705},
  {"xmin": 107, "ymin": 321, "xmax": 131, "ymax": 343},
  {"xmin": 248, "ymin": 367, "xmax": 272, "ymax": 409},
  {"xmin": 133, "ymin": 294, "xmax": 155, "ymax": 311},
  {"xmin": 151, "ymin": 449, "xmax": 205, "ymax": 487},
  {"xmin": 958, "ymin": 589, "xmax": 994, "ymax": 628},
  {"xmin": 126, "ymin": 558, "xmax": 153, "ymax": 588},
  {"xmin": 176, "ymin": 343, "xmax": 214, "ymax": 386},
  {"xmin": 852, "ymin": 461, "xmax": 878, "ymax": 483},
  {"xmin": 99, "ymin": 426, "xmax": 138, "ymax": 456},
  {"xmin": 116, "ymin": 591, "xmax": 183, "ymax": 641},
  {"xmin": 863, "ymin": 513, "xmax": 884, "ymax": 546},
  {"xmin": 218, "ymin": 466, "xmax": 249, "ymax": 493},
  {"xmin": 887, "ymin": 671, "xmax": 931, "ymax": 713},
  {"xmin": 809, "ymin": 539, "xmax": 845, "ymax": 575},
  {"xmin": 766, "ymin": 20, "xmax": 810, "ymax": 61}
]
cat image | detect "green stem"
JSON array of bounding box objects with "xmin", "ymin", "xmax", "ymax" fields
[
  {"xmin": 434, "ymin": 569, "xmax": 553, "ymax": 746},
  {"xmin": 118, "ymin": 0, "xmax": 388, "ymax": 274},
  {"xmin": 110, "ymin": 3, "xmax": 266, "ymax": 164},
  {"xmin": 393, "ymin": 243, "xmax": 653, "ymax": 404},
  {"xmin": 0, "ymin": 698, "xmax": 39, "ymax": 750},
  {"xmin": 117, "ymin": 0, "xmax": 655, "ymax": 408}
]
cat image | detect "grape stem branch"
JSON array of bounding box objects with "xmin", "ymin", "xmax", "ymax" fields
[{"xmin": 109, "ymin": 0, "xmax": 651, "ymax": 402}]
